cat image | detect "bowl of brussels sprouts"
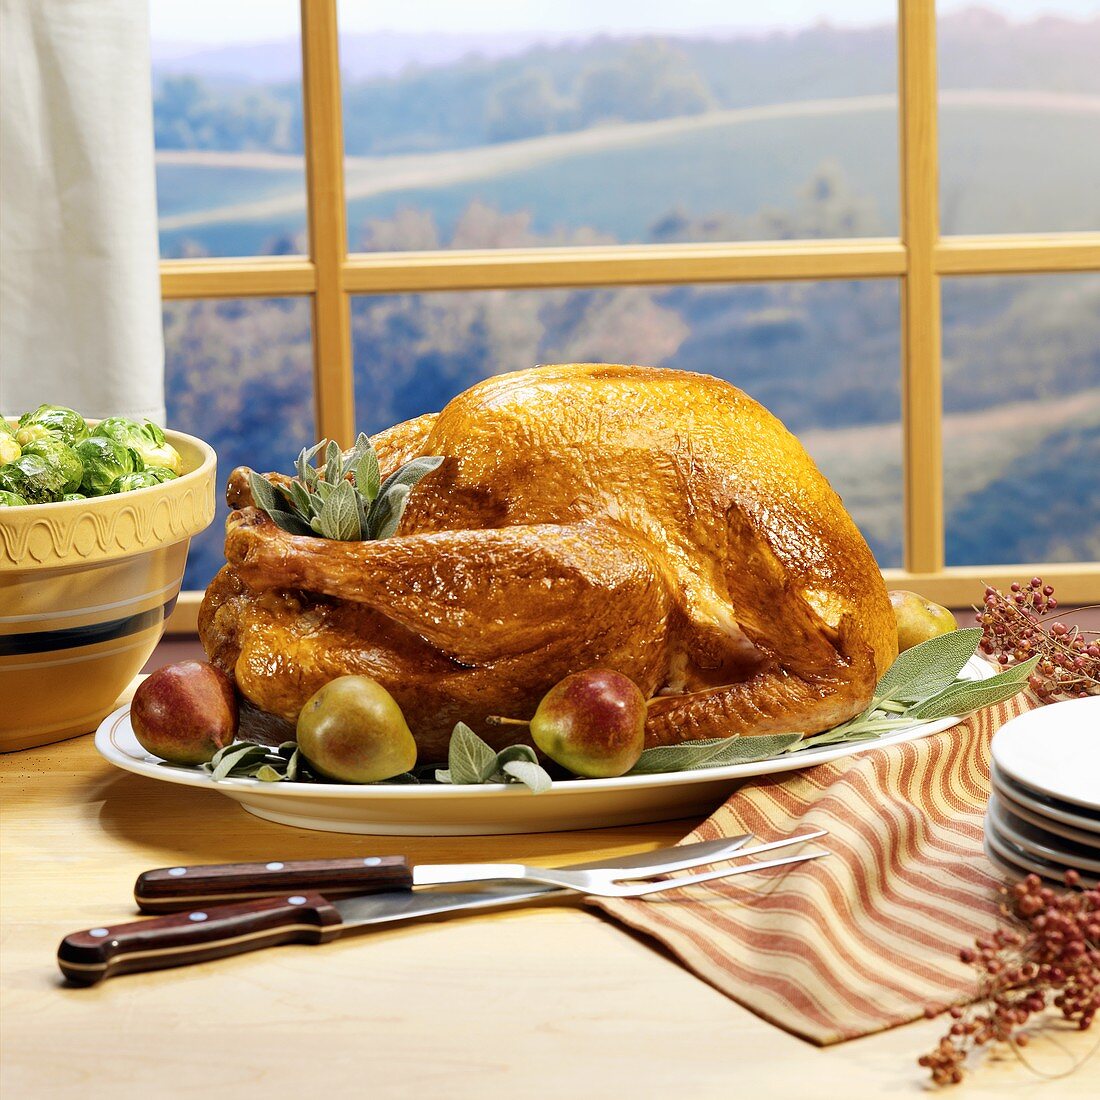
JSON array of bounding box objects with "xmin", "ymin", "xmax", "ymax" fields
[{"xmin": 0, "ymin": 405, "xmax": 216, "ymax": 752}]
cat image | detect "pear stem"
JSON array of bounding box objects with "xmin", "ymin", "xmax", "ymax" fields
[{"xmin": 485, "ymin": 715, "xmax": 530, "ymax": 728}]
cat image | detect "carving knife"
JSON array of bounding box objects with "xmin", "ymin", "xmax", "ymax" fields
[{"xmin": 58, "ymin": 835, "xmax": 753, "ymax": 984}]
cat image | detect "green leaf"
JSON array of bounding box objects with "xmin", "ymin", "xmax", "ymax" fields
[
  {"xmin": 370, "ymin": 483, "xmax": 411, "ymax": 539},
  {"xmin": 434, "ymin": 769, "xmax": 452, "ymax": 784},
  {"xmin": 447, "ymin": 722, "xmax": 498, "ymax": 784},
  {"xmin": 501, "ymin": 759, "xmax": 552, "ymax": 793},
  {"xmin": 211, "ymin": 744, "xmax": 270, "ymax": 781},
  {"xmin": 376, "ymin": 454, "xmax": 444, "ymax": 498},
  {"xmin": 286, "ymin": 749, "xmax": 300, "ymax": 781},
  {"xmin": 315, "ymin": 480, "xmax": 362, "ymax": 539},
  {"xmin": 266, "ymin": 508, "xmax": 315, "ymax": 536},
  {"xmin": 493, "ymin": 744, "xmax": 540, "ymax": 768},
  {"xmin": 907, "ymin": 656, "xmax": 1038, "ymax": 720},
  {"xmin": 252, "ymin": 764, "xmax": 285, "ymax": 783},
  {"xmin": 323, "ymin": 440, "xmax": 342, "ymax": 487},
  {"xmin": 629, "ymin": 733, "xmax": 803, "ymax": 775},
  {"xmin": 284, "ymin": 479, "xmax": 315, "ymax": 519},
  {"xmin": 248, "ymin": 471, "xmax": 281, "ymax": 516},
  {"xmin": 874, "ymin": 628, "xmax": 982, "ymax": 704},
  {"xmin": 354, "ymin": 449, "xmax": 381, "ymax": 502}
]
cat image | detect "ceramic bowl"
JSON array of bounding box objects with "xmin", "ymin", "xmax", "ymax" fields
[{"xmin": 0, "ymin": 427, "xmax": 216, "ymax": 751}]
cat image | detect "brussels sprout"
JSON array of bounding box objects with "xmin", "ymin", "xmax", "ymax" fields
[
  {"xmin": 93, "ymin": 417, "xmax": 182, "ymax": 476},
  {"xmin": 0, "ymin": 435, "xmax": 19, "ymax": 466},
  {"xmin": 110, "ymin": 471, "xmax": 164, "ymax": 494},
  {"xmin": 0, "ymin": 453, "xmax": 68, "ymax": 504},
  {"xmin": 0, "ymin": 419, "xmax": 14, "ymax": 437},
  {"xmin": 15, "ymin": 404, "xmax": 89, "ymax": 447},
  {"xmin": 20, "ymin": 438, "xmax": 84, "ymax": 495},
  {"xmin": 0, "ymin": 490, "xmax": 28, "ymax": 507},
  {"xmin": 142, "ymin": 465, "xmax": 178, "ymax": 484},
  {"xmin": 73, "ymin": 436, "xmax": 136, "ymax": 496},
  {"xmin": 61, "ymin": 492, "xmax": 87, "ymax": 502}
]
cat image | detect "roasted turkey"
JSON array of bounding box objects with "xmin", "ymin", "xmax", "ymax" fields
[{"xmin": 199, "ymin": 364, "xmax": 898, "ymax": 760}]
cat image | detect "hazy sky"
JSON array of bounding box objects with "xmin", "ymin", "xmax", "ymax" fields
[{"xmin": 150, "ymin": 1, "xmax": 1100, "ymax": 43}]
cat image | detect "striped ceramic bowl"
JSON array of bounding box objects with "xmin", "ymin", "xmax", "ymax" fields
[{"xmin": 0, "ymin": 427, "xmax": 216, "ymax": 752}]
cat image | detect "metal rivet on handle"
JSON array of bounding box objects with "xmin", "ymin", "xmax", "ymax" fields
[
  {"xmin": 168, "ymin": 867, "xmax": 187, "ymax": 877},
  {"xmin": 266, "ymin": 862, "xmax": 285, "ymax": 870},
  {"xmin": 89, "ymin": 928, "xmax": 109, "ymax": 938},
  {"xmin": 287, "ymin": 896, "xmax": 307, "ymax": 905},
  {"xmin": 363, "ymin": 857, "xmax": 382, "ymax": 866},
  {"xmin": 188, "ymin": 912, "xmax": 208, "ymax": 922}
]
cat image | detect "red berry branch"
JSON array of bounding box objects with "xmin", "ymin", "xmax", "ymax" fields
[
  {"xmin": 975, "ymin": 578, "xmax": 1100, "ymax": 703},
  {"xmin": 920, "ymin": 872, "xmax": 1100, "ymax": 1086}
]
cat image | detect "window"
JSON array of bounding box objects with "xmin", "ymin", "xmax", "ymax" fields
[{"xmin": 157, "ymin": 0, "xmax": 1100, "ymax": 632}]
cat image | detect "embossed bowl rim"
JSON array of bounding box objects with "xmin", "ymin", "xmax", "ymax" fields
[{"xmin": 1, "ymin": 422, "xmax": 217, "ymax": 570}]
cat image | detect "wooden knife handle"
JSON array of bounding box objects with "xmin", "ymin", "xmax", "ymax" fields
[
  {"xmin": 58, "ymin": 893, "xmax": 343, "ymax": 985},
  {"xmin": 134, "ymin": 856, "xmax": 412, "ymax": 913}
]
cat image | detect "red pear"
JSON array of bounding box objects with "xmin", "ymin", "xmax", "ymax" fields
[
  {"xmin": 131, "ymin": 661, "xmax": 239, "ymax": 765},
  {"xmin": 530, "ymin": 669, "xmax": 647, "ymax": 778}
]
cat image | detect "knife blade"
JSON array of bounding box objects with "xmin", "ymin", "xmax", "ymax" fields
[{"xmin": 63, "ymin": 835, "xmax": 752, "ymax": 984}]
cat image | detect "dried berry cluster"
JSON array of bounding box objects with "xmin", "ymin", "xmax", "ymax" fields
[
  {"xmin": 975, "ymin": 578, "xmax": 1100, "ymax": 702},
  {"xmin": 920, "ymin": 872, "xmax": 1100, "ymax": 1086}
]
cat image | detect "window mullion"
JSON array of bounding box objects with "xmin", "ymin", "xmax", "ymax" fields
[
  {"xmin": 300, "ymin": 0, "xmax": 355, "ymax": 447},
  {"xmin": 898, "ymin": 0, "xmax": 945, "ymax": 576}
]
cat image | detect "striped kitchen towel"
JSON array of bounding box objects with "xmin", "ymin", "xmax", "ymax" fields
[{"xmin": 592, "ymin": 692, "xmax": 1038, "ymax": 1045}]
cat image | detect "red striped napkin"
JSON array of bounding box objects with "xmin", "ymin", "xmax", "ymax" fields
[{"xmin": 592, "ymin": 693, "xmax": 1038, "ymax": 1045}]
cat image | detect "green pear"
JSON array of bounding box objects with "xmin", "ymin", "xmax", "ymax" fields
[
  {"xmin": 889, "ymin": 590, "xmax": 958, "ymax": 653},
  {"xmin": 296, "ymin": 676, "xmax": 417, "ymax": 783}
]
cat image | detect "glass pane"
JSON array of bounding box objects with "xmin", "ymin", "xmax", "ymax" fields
[
  {"xmin": 165, "ymin": 298, "xmax": 314, "ymax": 589},
  {"xmin": 150, "ymin": 1, "xmax": 308, "ymax": 258},
  {"xmin": 351, "ymin": 280, "xmax": 902, "ymax": 566},
  {"xmin": 339, "ymin": 2, "xmax": 899, "ymax": 250},
  {"xmin": 943, "ymin": 273, "xmax": 1100, "ymax": 565},
  {"xmin": 938, "ymin": 3, "xmax": 1100, "ymax": 233}
]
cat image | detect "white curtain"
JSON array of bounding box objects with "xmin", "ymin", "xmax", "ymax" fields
[{"xmin": 0, "ymin": 0, "xmax": 164, "ymax": 423}]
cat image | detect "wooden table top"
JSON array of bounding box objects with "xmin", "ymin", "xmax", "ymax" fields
[{"xmin": 2, "ymin": 714, "xmax": 1094, "ymax": 1097}]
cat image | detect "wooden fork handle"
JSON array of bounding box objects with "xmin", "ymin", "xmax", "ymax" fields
[
  {"xmin": 134, "ymin": 856, "xmax": 412, "ymax": 913},
  {"xmin": 58, "ymin": 894, "xmax": 343, "ymax": 985}
]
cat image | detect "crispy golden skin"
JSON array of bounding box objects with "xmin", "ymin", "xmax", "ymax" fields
[{"xmin": 200, "ymin": 364, "xmax": 897, "ymax": 760}]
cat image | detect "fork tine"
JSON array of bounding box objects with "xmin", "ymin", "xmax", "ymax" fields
[
  {"xmin": 605, "ymin": 829, "xmax": 827, "ymax": 881},
  {"xmin": 618, "ymin": 849, "xmax": 829, "ymax": 897},
  {"xmin": 596, "ymin": 833, "xmax": 754, "ymax": 879}
]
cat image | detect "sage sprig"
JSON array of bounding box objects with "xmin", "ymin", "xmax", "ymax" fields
[
  {"xmin": 248, "ymin": 434, "xmax": 443, "ymax": 540},
  {"xmin": 435, "ymin": 723, "xmax": 553, "ymax": 794}
]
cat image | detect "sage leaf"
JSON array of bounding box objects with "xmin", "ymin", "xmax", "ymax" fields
[
  {"xmin": 447, "ymin": 722, "xmax": 498, "ymax": 784},
  {"xmin": 629, "ymin": 733, "xmax": 803, "ymax": 775},
  {"xmin": 323, "ymin": 439, "xmax": 342, "ymax": 487},
  {"xmin": 354, "ymin": 449, "xmax": 381, "ymax": 502},
  {"xmin": 501, "ymin": 759, "xmax": 552, "ymax": 793},
  {"xmin": 316, "ymin": 480, "xmax": 362, "ymax": 540},
  {"xmin": 494, "ymin": 744, "xmax": 540, "ymax": 768},
  {"xmin": 370, "ymin": 483, "xmax": 411, "ymax": 539},
  {"xmin": 874, "ymin": 628, "xmax": 982, "ymax": 704},
  {"xmin": 285, "ymin": 479, "xmax": 313, "ymax": 517},
  {"xmin": 253, "ymin": 764, "xmax": 285, "ymax": 783},
  {"xmin": 211, "ymin": 744, "xmax": 269, "ymax": 781},
  {"xmin": 376, "ymin": 453, "xmax": 444, "ymax": 498},
  {"xmin": 266, "ymin": 508, "xmax": 314, "ymax": 536},
  {"xmin": 907, "ymin": 656, "xmax": 1038, "ymax": 720},
  {"xmin": 434, "ymin": 769, "xmax": 453, "ymax": 784},
  {"xmin": 248, "ymin": 471, "xmax": 282, "ymax": 516}
]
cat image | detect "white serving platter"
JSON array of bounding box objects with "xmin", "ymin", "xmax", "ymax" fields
[{"xmin": 95, "ymin": 656, "xmax": 993, "ymax": 836}]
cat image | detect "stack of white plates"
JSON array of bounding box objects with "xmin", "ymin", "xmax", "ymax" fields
[{"xmin": 986, "ymin": 696, "xmax": 1100, "ymax": 887}]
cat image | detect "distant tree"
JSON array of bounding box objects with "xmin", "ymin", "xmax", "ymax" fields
[
  {"xmin": 576, "ymin": 40, "xmax": 715, "ymax": 125},
  {"xmin": 485, "ymin": 70, "xmax": 570, "ymax": 142}
]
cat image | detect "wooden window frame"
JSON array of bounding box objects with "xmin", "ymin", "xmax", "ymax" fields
[{"xmin": 162, "ymin": 0, "xmax": 1100, "ymax": 633}]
